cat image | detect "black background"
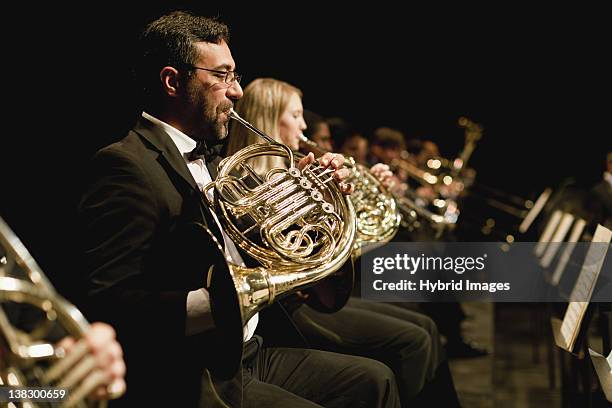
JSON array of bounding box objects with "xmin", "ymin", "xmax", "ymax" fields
[{"xmin": 1, "ymin": 3, "xmax": 609, "ymax": 288}]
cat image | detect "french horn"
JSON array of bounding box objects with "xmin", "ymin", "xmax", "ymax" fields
[
  {"xmin": 299, "ymin": 135, "xmax": 400, "ymax": 247},
  {"xmin": 0, "ymin": 216, "xmax": 121, "ymax": 408},
  {"xmin": 198, "ymin": 109, "xmax": 356, "ymax": 379}
]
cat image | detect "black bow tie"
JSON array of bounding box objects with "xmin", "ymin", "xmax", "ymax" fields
[{"xmin": 187, "ymin": 140, "xmax": 224, "ymax": 162}]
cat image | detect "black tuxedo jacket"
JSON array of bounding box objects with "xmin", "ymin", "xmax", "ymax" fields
[
  {"xmin": 79, "ymin": 119, "xmax": 300, "ymax": 406},
  {"xmin": 78, "ymin": 118, "xmax": 221, "ymax": 405},
  {"xmin": 78, "ymin": 118, "xmax": 306, "ymax": 407}
]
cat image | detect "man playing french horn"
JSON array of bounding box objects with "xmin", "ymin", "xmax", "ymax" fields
[{"xmin": 77, "ymin": 11, "xmax": 400, "ymax": 408}]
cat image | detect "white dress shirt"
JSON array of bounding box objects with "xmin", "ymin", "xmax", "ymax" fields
[{"xmin": 142, "ymin": 112, "xmax": 258, "ymax": 341}]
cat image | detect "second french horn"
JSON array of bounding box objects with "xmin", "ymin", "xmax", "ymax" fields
[{"xmin": 299, "ymin": 135, "xmax": 401, "ymax": 247}]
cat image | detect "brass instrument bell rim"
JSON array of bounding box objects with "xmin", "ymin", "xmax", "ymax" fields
[{"xmin": 185, "ymin": 222, "xmax": 244, "ymax": 380}]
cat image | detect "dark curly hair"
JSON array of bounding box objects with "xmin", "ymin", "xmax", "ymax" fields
[{"xmin": 135, "ymin": 11, "xmax": 230, "ymax": 107}]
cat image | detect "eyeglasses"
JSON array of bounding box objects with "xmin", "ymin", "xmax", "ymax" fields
[{"xmin": 188, "ymin": 66, "xmax": 242, "ymax": 85}]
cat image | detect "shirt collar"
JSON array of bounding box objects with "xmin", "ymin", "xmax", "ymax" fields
[{"xmin": 142, "ymin": 111, "xmax": 196, "ymax": 156}]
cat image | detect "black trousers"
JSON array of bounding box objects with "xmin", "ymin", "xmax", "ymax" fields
[
  {"xmin": 386, "ymin": 301, "xmax": 467, "ymax": 344},
  {"xmin": 212, "ymin": 335, "xmax": 401, "ymax": 408},
  {"xmin": 292, "ymin": 297, "xmax": 460, "ymax": 407}
]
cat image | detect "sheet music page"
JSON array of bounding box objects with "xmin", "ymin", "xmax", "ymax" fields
[
  {"xmin": 560, "ymin": 301, "xmax": 586, "ymax": 349},
  {"xmin": 589, "ymin": 348, "xmax": 612, "ymax": 401},
  {"xmin": 560, "ymin": 225, "xmax": 611, "ymax": 350}
]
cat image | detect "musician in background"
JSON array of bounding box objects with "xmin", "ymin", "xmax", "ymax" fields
[
  {"xmin": 342, "ymin": 133, "xmax": 369, "ymax": 165},
  {"xmin": 405, "ymin": 138, "xmax": 464, "ymax": 201},
  {"xmin": 303, "ymin": 109, "xmax": 333, "ymax": 152},
  {"xmin": 333, "ymin": 122, "xmax": 487, "ymax": 358},
  {"xmin": 78, "ymin": 11, "xmax": 399, "ymax": 408},
  {"xmin": 370, "ymin": 128, "xmax": 437, "ymax": 201},
  {"xmin": 227, "ymin": 78, "xmax": 461, "ymax": 406},
  {"xmin": 302, "ymin": 111, "xmax": 394, "ymax": 188},
  {"xmin": 406, "ymin": 138, "xmax": 440, "ymax": 167},
  {"xmin": 370, "ymin": 126, "xmax": 405, "ymax": 167}
]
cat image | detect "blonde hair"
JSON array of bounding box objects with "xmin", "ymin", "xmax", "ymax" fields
[{"xmin": 226, "ymin": 78, "xmax": 303, "ymax": 173}]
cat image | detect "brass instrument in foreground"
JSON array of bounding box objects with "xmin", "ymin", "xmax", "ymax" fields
[
  {"xmin": 199, "ymin": 109, "xmax": 356, "ymax": 379},
  {"xmin": 299, "ymin": 134, "xmax": 400, "ymax": 246},
  {"xmin": 0, "ymin": 216, "xmax": 119, "ymax": 408}
]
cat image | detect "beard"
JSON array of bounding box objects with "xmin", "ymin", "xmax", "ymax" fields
[{"xmin": 185, "ymin": 81, "xmax": 232, "ymax": 143}]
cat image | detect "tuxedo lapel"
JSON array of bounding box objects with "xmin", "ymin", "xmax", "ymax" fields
[
  {"xmin": 133, "ymin": 119, "xmax": 200, "ymax": 193},
  {"xmin": 132, "ymin": 118, "xmax": 226, "ymax": 246}
]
